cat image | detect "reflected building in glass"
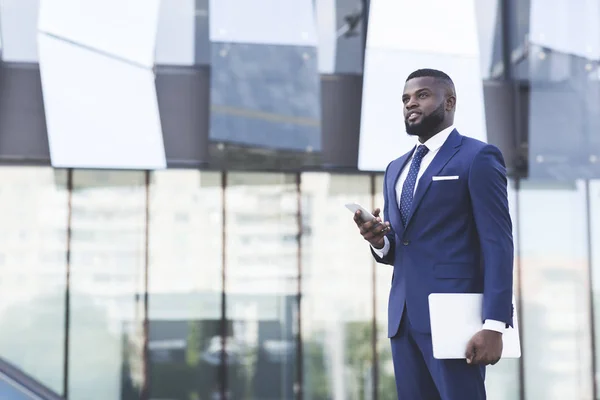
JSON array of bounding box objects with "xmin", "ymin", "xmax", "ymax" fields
[{"xmin": 0, "ymin": 1, "xmax": 598, "ymax": 400}]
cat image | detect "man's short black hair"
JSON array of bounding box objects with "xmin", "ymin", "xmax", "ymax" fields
[{"xmin": 406, "ymin": 68, "xmax": 455, "ymax": 96}]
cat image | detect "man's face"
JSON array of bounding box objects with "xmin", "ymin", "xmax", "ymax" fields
[{"xmin": 402, "ymin": 77, "xmax": 448, "ymax": 136}]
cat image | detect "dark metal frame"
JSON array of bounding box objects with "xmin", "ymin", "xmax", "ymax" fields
[
  {"xmin": 585, "ymin": 180, "xmax": 598, "ymax": 399},
  {"xmin": 62, "ymin": 169, "xmax": 73, "ymax": 399}
]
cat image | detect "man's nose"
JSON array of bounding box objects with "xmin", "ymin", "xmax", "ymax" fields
[{"xmin": 405, "ymin": 97, "xmax": 418, "ymax": 110}]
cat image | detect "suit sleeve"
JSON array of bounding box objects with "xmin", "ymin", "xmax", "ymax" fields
[
  {"xmin": 371, "ymin": 163, "xmax": 396, "ymax": 265},
  {"xmin": 468, "ymin": 145, "xmax": 514, "ymax": 327}
]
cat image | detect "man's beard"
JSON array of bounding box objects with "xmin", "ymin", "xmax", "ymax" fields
[{"xmin": 405, "ymin": 101, "xmax": 445, "ymax": 136}]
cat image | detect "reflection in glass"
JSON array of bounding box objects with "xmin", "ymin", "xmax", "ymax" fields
[
  {"xmin": 484, "ymin": 179, "xmax": 520, "ymax": 400},
  {"xmin": 210, "ymin": 43, "xmax": 321, "ymax": 151},
  {"xmin": 209, "ymin": 0, "xmax": 317, "ymax": 46},
  {"xmin": 590, "ymin": 180, "xmax": 600, "ymax": 393},
  {"xmin": 147, "ymin": 170, "xmax": 223, "ymax": 399},
  {"xmin": 520, "ymin": 181, "xmax": 593, "ymax": 400},
  {"xmin": 374, "ymin": 175, "xmax": 397, "ymax": 400},
  {"xmin": 0, "ymin": 168, "xmax": 68, "ymax": 394},
  {"xmin": 301, "ymin": 173, "xmax": 374, "ymax": 399},
  {"xmin": 154, "ymin": 0, "xmax": 208, "ymax": 66},
  {"xmin": 506, "ymin": 0, "xmax": 530, "ymax": 80},
  {"xmin": 315, "ymin": 0, "xmax": 365, "ymax": 74},
  {"xmin": 474, "ymin": 0, "xmax": 504, "ymax": 78},
  {"xmin": 225, "ymin": 172, "xmax": 298, "ymax": 399},
  {"xmin": 68, "ymin": 171, "xmax": 146, "ymax": 400},
  {"xmin": 529, "ymin": 0, "xmax": 600, "ymax": 60},
  {"xmin": 527, "ymin": 47, "xmax": 600, "ymax": 180}
]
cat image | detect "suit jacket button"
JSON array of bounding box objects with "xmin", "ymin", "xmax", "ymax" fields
[{"xmin": 403, "ymin": 241, "xmax": 409, "ymax": 246}]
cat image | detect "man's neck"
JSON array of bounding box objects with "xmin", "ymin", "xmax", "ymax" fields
[{"xmin": 418, "ymin": 122, "xmax": 453, "ymax": 143}]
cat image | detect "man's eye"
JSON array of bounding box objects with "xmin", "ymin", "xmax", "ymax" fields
[{"xmin": 419, "ymin": 93, "xmax": 428, "ymax": 98}]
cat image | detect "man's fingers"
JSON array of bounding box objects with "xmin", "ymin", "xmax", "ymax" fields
[
  {"xmin": 471, "ymin": 348, "xmax": 486, "ymax": 365},
  {"xmin": 465, "ymin": 341, "xmax": 475, "ymax": 364},
  {"xmin": 353, "ymin": 211, "xmax": 364, "ymax": 224}
]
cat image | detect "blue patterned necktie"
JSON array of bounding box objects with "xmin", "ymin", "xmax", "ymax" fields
[{"xmin": 399, "ymin": 144, "xmax": 429, "ymax": 226}]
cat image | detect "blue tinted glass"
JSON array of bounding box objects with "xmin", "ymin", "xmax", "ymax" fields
[
  {"xmin": 210, "ymin": 43, "xmax": 321, "ymax": 151},
  {"xmin": 528, "ymin": 48, "xmax": 600, "ymax": 179},
  {"xmin": 0, "ymin": 375, "xmax": 44, "ymax": 400}
]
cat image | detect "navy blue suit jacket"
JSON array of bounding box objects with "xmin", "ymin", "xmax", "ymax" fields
[{"xmin": 373, "ymin": 129, "xmax": 514, "ymax": 337}]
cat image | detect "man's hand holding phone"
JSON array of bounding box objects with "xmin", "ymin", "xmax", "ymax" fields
[{"xmin": 348, "ymin": 204, "xmax": 391, "ymax": 249}]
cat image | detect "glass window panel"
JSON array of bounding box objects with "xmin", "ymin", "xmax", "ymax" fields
[
  {"xmin": 373, "ymin": 174, "xmax": 396, "ymax": 400},
  {"xmin": 209, "ymin": 0, "xmax": 317, "ymax": 46},
  {"xmin": 506, "ymin": 0, "xmax": 530, "ymax": 80},
  {"xmin": 512, "ymin": 0, "xmax": 600, "ymax": 179},
  {"xmin": 155, "ymin": 0, "xmax": 210, "ymax": 66},
  {"xmin": 147, "ymin": 170, "xmax": 223, "ymax": 399},
  {"xmin": 590, "ymin": 180, "xmax": 600, "ymax": 393},
  {"xmin": 520, "ymin": 180, "xmax": 593, "ymax": 399},
  {"xmin": 530, "ymin": 0, "xmax": 600, "ymax": 59},
  {"xmin": 374, "ymin": 175, "xmax": 521, "ymax": 399},
  {"xmin": 0, "ymin": 0, "xmax": 39, "ymax": 62},
  {"xmin": 68, "ymin": 170, "xmax": 146, "ymax": 400},
  {"xmin": 315, "ymin": 0, "xmax": 365, "ymax": 74},
  {"xmin": 301, "ymin": 173, "xmax": 374, "ymax": 399},
  {"xmin": 474, "ymin": 0, "xmax": 504, "ymax": 78},
  {"xmin": 527, "ymin": 48, "xmax": 600, "ymax": 180},
  {"xmin": 225, "ymin": 172, "xmax": 298, "ymax": 399},
  {"xmin": 209, "ymin": 43, "xmax": 321, "ymax": 152},
  {"xmin": 484, "ymin": 179, "xmax": 520, "ymax": 400},
  {"xmin": 154, "ymin": 0, "xmax": 197, "ymax": 66},
  {"xmin": 194, "ymin": 0, "xmax": 210, "ymax": 65},
  {"xmin": 0, "ymin": 167, "xmax": 68, "ymax": 394}
]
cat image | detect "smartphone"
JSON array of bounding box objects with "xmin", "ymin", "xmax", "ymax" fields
[{"xmin": 345, "ymin": 203, "xmax": 376, "ymax": 222}]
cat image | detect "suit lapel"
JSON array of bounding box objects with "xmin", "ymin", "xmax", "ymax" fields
[{"xmin": 404, "ymin": 129, "xmax": 462, "ymax": 227}]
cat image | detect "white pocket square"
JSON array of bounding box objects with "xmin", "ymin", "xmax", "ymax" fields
[{"xmin": 432, "ymin": 175, "xmax": 459, "ymax": 181}]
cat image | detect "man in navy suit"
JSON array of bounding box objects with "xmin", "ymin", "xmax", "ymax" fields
[{"xmin": 354, "ymin": 69, "xmax": 514, "ymax": 399}]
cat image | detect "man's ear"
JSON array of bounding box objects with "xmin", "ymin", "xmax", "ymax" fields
[{"xmin": 445, "ymin": 95, "xmax": 456, "ymax": 111}]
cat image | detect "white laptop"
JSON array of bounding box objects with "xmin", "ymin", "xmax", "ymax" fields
[{"xmin": 428, "ymin": 293, "xmax": 521, "ymax": 360}]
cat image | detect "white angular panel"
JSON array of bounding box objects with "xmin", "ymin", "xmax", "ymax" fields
[
  {"xmin": 530, "ymin": 0, "xmax": 600, "ymax": 59},
  {"xmin": 209, "ymin": 0, "xmax": 318, "ymax": 46},
  {"xmin": 358, "ymin": 48, "xmax": 487, "ymax": 172},
  {"xmin": 0, "ymin": 0, "xmax": 39, "ymax": 62},
  {"xmin": 38, "ymin": 34, "xmax": 166, "ymax": 170},
  {"xmin": 367, "ymin": 0, "xmax": 479, "ymax": 56},
  {"xmin": 38, "ymin": 0, "xmax": 160, "ymax": 67},
  {"xmin": 154, "ymin": 0, "xmax": 195, "ymax": 65}
]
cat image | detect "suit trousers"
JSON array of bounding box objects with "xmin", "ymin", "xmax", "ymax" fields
[{"xmin": 390, "ymin": 313, "xmax": 486, "ymax": 400}]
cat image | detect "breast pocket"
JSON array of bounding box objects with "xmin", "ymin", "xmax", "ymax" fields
[{"xmin": 429, "ymin": 177, "xmax": 464, "ymax": 205}]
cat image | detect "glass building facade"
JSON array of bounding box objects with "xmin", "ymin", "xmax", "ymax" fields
[
  {"xmin": 0, "ymin": 1, "xmax": 598, "ymax": 399},
  {"xmin": 0, "ymin": 169, "xmax": 597, "ymax": 400}
]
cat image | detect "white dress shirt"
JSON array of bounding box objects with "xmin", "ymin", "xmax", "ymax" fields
[{"xmin": 372, "ymin": 125, "xmax": 505, "ymax": 333}]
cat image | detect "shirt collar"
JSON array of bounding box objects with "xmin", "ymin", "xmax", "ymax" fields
[{"xmin": 418, "ymin": 125, "xmax": 455, "ymax": 153}]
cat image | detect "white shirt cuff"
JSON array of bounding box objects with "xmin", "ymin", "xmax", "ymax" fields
[
  {"xmin": 482, "ymin": 319, "xmax": 505, "ymax": 333},
  {"xmin": 371, "ymin": 236, "xmax": 390, "ymax": 258}
]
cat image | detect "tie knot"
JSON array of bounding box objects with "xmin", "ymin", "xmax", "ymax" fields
[{"xmin": 415, "ymin": 145, "xmax": 429, "ymax": 159}]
